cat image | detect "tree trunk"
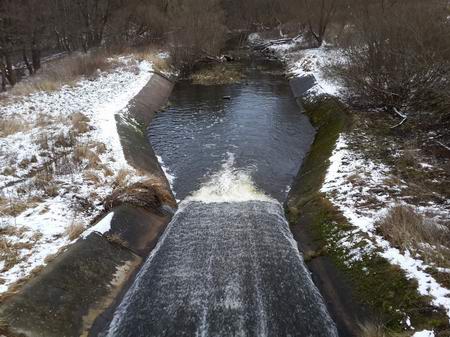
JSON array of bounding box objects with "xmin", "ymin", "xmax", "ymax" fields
[
  {"xmin": 5, "ymin": 54, "xmax": 17, "ymax": 86},
  {"xmin": 23, "ymin": 49, "xmax": 34, "ymax": 75},
  {"xmin": 31, "ymin": 47, "xmax": 41, "ymax": 71},
  {"xmin": 0, "ymin": 58, "xmax": 7, "ymax": 92}
]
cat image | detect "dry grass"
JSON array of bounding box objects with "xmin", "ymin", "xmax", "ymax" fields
[
  {"xmin": 358, "ymin": 322, "xmax": 388, "ymax": 337},
  {"xmin": 0, "ymin": 118, "xmax": 29, "ymax": 137},
  {"xmin": 0, "ymin": 232, "xmax": 35, "ymax": 272},
  {"xmin": 83, "ymin": 170, "xmax": 102, "ymax": 185},
  {"xmin": 65, "ymin": 222, "xmax": 85, "ymax": 241},
  {"xmin": 0, "ymin": 238, "xmax": 22, "ymax": 272},
  {"xmin": 0, "ymin": 198, "xmax": 30, "ymax": 217},
  {"xmin": 73, "ymin": 145, "xmax": 101, "ymax": 168},
  {"xmin": 105, "ymin": 177, "xmax": 176, "ymax": 212},
  {"xmin": 71, "ymin": 112, "xmax": 91, "ymax": 134},
  {"xmin": 33, "ymin": 172, "xmax": 59, "ymax": 197},
  {"xmin": 377, "ymin": 205, "xmax": 450, "ymax": 267},
  {"xmin": 113, "ymin": 169, "xmax": 132, "ymax": 188},
  {"xmin": 190, "ymin": 64, "xmax": 244, "ymax": 85},
  {"xmin": 9, "ymin": 51, "xmax": 117, "ymax": 97},
  {"xmin": 130, "ymin": 47, "xmax": 170, "ymax": 73}
]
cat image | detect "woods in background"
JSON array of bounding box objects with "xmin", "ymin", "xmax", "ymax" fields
[{"xmin": 1, "ymin": 0, "xmax": 450, "ymax": 132}]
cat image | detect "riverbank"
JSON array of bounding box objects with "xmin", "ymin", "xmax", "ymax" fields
[
  {"xmin": 0, "ymin": 51, "xmax": 177, "ymax": 337},
  {"xmin": 0, "ymin": 53, "xmax": 171, "ymax": 295},
  {"xmin": 264, "ymin": 35, "xmax": 450, "ymax": 336}
]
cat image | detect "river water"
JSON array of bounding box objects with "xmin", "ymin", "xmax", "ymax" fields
[
  {"xmin": 102, "ymin": 57, "xmax": 338, "ymax": 336},
  {"xmin": 148, "ymin": 58, "xmax": 315, "ymax": 202}
]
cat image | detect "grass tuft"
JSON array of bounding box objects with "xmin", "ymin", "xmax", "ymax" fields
[
  {"xmin": 0, "ymin": 118, "xmax": 29, "ymax": 137},
  {"xmin": 65, "ymin": 223, "xmax": 85, "ymax": 241}
]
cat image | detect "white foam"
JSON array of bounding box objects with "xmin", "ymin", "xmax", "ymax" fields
[{"xmin": 186, "ymin": 153, "xmax": 274, "ymax": 204}]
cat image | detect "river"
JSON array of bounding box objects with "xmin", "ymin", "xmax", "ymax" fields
[{"xmin": 101, "ymin": 55, "xmax": 338, "ymax": 337}]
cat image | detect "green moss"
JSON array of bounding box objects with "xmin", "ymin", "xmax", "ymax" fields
[{"xmin": 286, "ymin": 95, "xmax": 449, "ymax": 334}]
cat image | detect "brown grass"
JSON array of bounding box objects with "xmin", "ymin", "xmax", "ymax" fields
[
  {"xmin": 65, "ymin": 222, "xmax": 85, "ymax": 241},
  {"xmin": 9, "ymin": 51, "xmax": 117, "ymax": 97},
  {"xmin": 0, "ymin": 118, "xmax": 29, "ymax": 137},
  {"xmin": 71, "ymin": 112, "xmax": 91, "ymax": 134},
  {"xmin": 377, "ymin": 205, "xmax": 450, "ymax": 267},
  {"xmin": 130, "ymin": 48, "xmax": 170, "ymax": 73},
  {"xmin": 0, "ymin": 198, "xmax": 30, "ymax": 217},
  {"xmin": 104, "ymin": 178, "xmax": 176, "ymax": 212},
  {"xmin": 83, "ymin": 170, "xmax": 102, "ymax": 185},
  {"xmin": 113, "ymin": 169, "xmax": 131, "ymax": 188},
  {"xmin": 190, "ymin": 64, "xmax": 244, "ymax": 85},
  {"xmin": 73, "ymin": 145, "xmax": 101, "ymax": 168},
  {"xmin": 0, "ymin": 237, "xmax": 34, "ymax": 272},
  {"xmin": 33, "ymin": 172, "xmax": 59, "ymax": 197}
]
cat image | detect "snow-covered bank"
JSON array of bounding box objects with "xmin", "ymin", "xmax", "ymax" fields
[
  {"xmin": 252, "ymin": 34, "xmax": 343, "ymax": 96},
  {"xmin": 259, "ymin": 33, "xmax": 450, "ymax": 333},
  {"xmin": 0, "ymin": 57, "xmax": 157, "ymax": 293},
  {"xmin": 322, "ymin": 136, "xmax": 450, "ymax": 329}
]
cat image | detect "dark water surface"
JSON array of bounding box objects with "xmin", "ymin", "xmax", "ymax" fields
[{"xmin": 148, "ymin": 59, "xmax": 315, "ymax": 201}]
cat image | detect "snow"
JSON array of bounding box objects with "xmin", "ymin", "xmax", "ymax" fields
[
  {"xmin": 321, "ymin": 135, "xmax": 450, "ymax": 323},
  {"xmin": 266, "ymin": 38, "xmax": 344, "ymax": 96},
  {"xmin": 413, "ymin": 331, "xmax": 435, "ymax": 337},
  {"xmin": 82, "ymin": 211, "xmax": 114, "ymax": 238},
  {"xmin": 156, "ymin": 155, "xmax": 176, "ymax": 190},
  {"xmin": 0, "ymin": 56, "xmax": 156, "ymax": 293}
]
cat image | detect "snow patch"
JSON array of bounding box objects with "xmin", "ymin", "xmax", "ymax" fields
[{"xmin": 82, "ymin": 212, "xmax": 115, "ymax": 238}]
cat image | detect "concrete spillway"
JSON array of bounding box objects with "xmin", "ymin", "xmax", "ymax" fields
[{"xmin": 103, "ymin": 166, "xmax": 338, "ymax": 337}]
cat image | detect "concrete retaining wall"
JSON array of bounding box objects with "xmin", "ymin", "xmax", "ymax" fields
[{"xmin": 0, "ymin": 73, "xmax": 176, "ymax": 337}]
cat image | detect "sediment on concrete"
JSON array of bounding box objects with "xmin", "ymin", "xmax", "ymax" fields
[{"xmin": 0, "ymin": 73, "xmax": 176, "ymax": 337}]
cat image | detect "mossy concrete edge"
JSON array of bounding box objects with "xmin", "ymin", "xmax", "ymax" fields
[{"xmin": 285, "ymin": 94, "xmax": 450, "ymax": 336}]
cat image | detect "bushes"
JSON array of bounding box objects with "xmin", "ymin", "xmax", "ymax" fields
[
  {"xmin": 168, "ymin": 0, "xmax": 227, "ymax": 69},
  {"xmin": 331, "ymin": 0, "xmax": 450, "ymax": 122}
]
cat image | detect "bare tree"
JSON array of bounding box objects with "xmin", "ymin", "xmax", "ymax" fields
[
  {"xmin": 331, "ymin": 0, "xmax": 450, "ymax": 124},
  {"xmin": 302, "ymin": 0, "xmax": 344, "ymax": 47}
]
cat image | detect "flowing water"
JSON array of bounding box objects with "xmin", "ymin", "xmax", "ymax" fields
[
  {"xmin": 103, "ymin": 57, "xmax": 338, "ymax": 336},
  {"xmin": 148, "ymin": 59, "xmax": 315, "ymax": 202}
]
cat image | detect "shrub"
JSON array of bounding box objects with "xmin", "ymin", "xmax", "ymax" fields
[
  {"xmin": 168, "ymin": 0, "xmax": 227, "ymax": 70},
  {"xmin": 331, "ymin": 0, "xmax": 450, "ymax": 123}
]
